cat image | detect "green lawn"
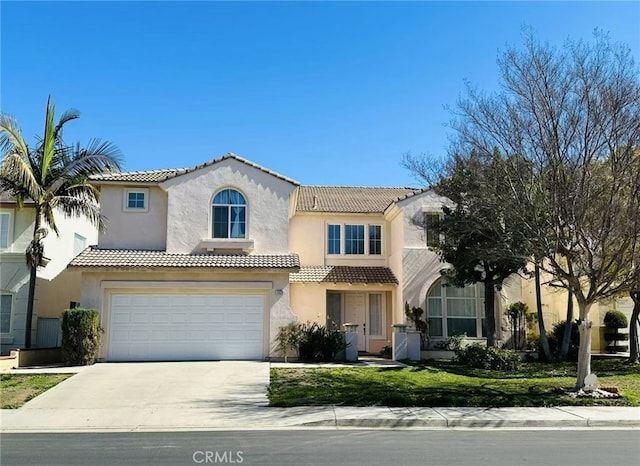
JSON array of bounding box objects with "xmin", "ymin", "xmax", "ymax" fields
[
  {"xmin": 268, "ymin": 359, "xmax": 640, "ymax": 408},
  {"xmin": 0, "ymin": 374, "xmax": 72, "ymax": 409}
]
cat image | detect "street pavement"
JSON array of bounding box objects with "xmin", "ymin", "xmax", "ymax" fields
[{"xmin": 1, "ymin": 361, "xmax": 638, "ymax": 432}]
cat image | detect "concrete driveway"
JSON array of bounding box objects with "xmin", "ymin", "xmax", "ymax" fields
[{"xmin": 1, "ymin": 361, "xmax": 321, "ymax": 431}]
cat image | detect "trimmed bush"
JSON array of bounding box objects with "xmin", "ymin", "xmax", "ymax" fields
[
  {"xmin": 604, "ymin": 310, "xmax": 628, "ymax": 329},
  {"xmin": 454, "ymin": 343, "xmax": 520, "ymax": 371},
  {"xmin": 297, "ymin": 322, "xmax": 347, "ymax": 362},
  {"xmin": 61, "ymin": 308, "xmax": 102, "ymax": 366},
  {"xmin": 604, "ymin": 310, "xmax": 629, "ymax": 353}
]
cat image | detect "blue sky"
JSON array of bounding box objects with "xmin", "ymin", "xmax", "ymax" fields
[{"xmin": 2, "ymin": 1, "xmax": 639, "ymax": 187}]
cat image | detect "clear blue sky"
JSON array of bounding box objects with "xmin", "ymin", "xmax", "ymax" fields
[{"xmin": 2, "ymin": 1, "xmax": 639, "ymax": 187}]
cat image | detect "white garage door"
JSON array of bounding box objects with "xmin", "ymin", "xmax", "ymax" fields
[{"xmin": 108, "ymin": 293, "xmax": 265, "ymax": 361}]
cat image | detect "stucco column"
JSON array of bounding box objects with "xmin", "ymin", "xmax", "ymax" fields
[
  {"xmin": 343, "ymin": 323, "xmax": 359, "ymax": 362},
  {"xmin": 392, "ymin": 324, "xmax": 408, "ymax": 360}
]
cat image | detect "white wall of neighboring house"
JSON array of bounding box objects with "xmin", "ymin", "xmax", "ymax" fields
[{"xmin": 0, "ymin": 203, "xmax": 98, "ymax": 353}]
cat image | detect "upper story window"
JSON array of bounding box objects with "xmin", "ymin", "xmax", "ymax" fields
[
  {"xmin": 73, "ymin": 233, "xmax": 87, "ymax": 257},
  {"xmin": 345, "ymin": 225, "xmax": 365, "ymax": 255},
  {"xmin": 0, "ymin": 292, "xmax": 13, "ymax": 334},
  {"xmin": 123, "ymin": 188, "xmax": 149, "ymax": 212},
  {"xmin": 427, "ymin": 280, "xmax": 485, "ymax": 338},
  {"xmin": 327, "ymin": 224, "xmax": 341, "ymax": 255},
  {"xmin": 369, "ymin": 225, "xmax": 382, "ymax": 255},
  {"xmin": 212, "ymin": 189, "xmax": 246, "ymax": 239},
  {"xmin": 326, "ymin": 223, "xmax": 383, "ymax": 256},
  {"xmin": 0, "ymin": 212, "xmax": 10, "ymax": 249},
  {"xmin": 424, "ymin": 213, "xmax": 441, "ymax": 248}
]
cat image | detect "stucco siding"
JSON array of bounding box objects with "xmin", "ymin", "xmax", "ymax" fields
[
  {"xmin": 161, "ymin": 158, "xmax": 296, "ymax": 254},
  {"xmin": 79, "ymin": 270, "xmax": 295, "ymax": 359},
  {"xmin": 98, "ymin": 185, "xmax": 168, "ymax": 251},
  {"xmin": 289, "ymin": 212, "xmax": 388, "ymax": 267}
]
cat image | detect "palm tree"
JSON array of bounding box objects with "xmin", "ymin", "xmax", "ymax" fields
[{"xmin": 0, "ymin": 96, "xmax": 122, "ymax": 347}]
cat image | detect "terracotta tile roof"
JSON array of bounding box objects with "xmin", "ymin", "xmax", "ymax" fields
[
  {"xmin": 69, "ymin": 247, "xmax": 300, "ymax": 270},
  {"xmin": 90, "ymin": 153, "xmax": 299, "ymax": 185},
  {"xmin": 290, "ymin": 266, "xmax": 398, "ymax": 284},
  {"xmin": 296, "ymin": 186, "xmax": 421, "ymax": 213}
]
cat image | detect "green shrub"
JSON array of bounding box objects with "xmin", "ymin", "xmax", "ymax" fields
[
  {"xmin": 380, "ymin": 345, "xmax": 392, "ymax": 359},
  {"xmin": 544, "ymin": 320, "xmax": 580, "ymax": 362},
  {"xmin": 604, "ymin": 310, "xmax": 629, "ymax": 353},
  {"xmin": 604, "ymin": 310, "xmax": 628, "ymax": 329},
  {"xmin": 61, "ymin": 308, "xmax": 102, "ymax": 366},
  {"xmin": 275, "ymin": 322, "xmax": 303, "ymax": 362},
  {"xmin": 454, "ymin": 343, "xmax": 520, "ymax": 370},
  {"xmin": 297, "ymin": 322, "xmax": 347, "ymax": 362}
]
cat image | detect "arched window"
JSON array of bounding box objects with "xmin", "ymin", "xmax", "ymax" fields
[
  {"xmin": 426, "ymin": 280, "xmax": 485, "ymax": 338},
  {"xmin": 212, "ymin": 189, "xmax": 246, "ymax": 239}
]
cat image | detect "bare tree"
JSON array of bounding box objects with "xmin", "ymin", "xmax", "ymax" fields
[{"xmin": 449, "ymin": 30, "xmax": 640, "ymax": 388}]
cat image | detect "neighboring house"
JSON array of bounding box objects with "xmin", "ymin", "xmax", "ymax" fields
[
  {"xmin": 0, "ymin": 193, "xmax": 98, "ymax": 354},
  {"xmin": 68, "ymin": 153, "xmax": 621, "ymax": 361}
]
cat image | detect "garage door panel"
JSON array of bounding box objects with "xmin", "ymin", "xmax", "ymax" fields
[{"xmin": 108, "ymin": 293, "xmax": 265, "ymax": 361}]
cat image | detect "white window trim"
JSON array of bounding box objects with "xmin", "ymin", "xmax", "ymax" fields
[
  {"xmin": 73, "ymin": 233, "xmax": 87, "ymax": 257},
  {"xmin": 325, "ymin": 222, "xmax": 384, "ymax": 257},
  {"xmin": 210, "ymin": 187, "xmax": 249, "ymax": 240},
  {"xmin": 0, "ymin": 211, "xmax": 13, "ymax": 250},
  {"xmin": 427, "ymin": 282, "xmax": 484, "ymax": 339},
  {"xmin": 367, "ymin": 292, "xmax": 386, "ymax": 339},
  {"xmin": 0, "ymin": 291, "xmax": 14, "ymax": 336},
  {"xmin": 424, "ymin": 212, "xmax": 442, "ymax": 248},
  {"xmin": 123, "ymin": 188, "xmax": 149, "ymax": 212}
]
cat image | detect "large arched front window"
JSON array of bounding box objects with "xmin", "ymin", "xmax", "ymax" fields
[
  {"xmin": 426, "ymin": 280, "xmax": 485, "ymax": 338},
  {"xmin": 212, "ymin": 189, "xmax": 246, "ymax": 239}
]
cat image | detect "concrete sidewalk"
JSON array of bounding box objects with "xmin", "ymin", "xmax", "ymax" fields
[{"xmin": 1, "ymin": 361, "xmax": 638, "ymax": 432}]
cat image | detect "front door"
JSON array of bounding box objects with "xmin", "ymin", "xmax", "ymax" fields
[{"xmin": 344, "ymin": 293, "xmax": 366, "ymax": 351}]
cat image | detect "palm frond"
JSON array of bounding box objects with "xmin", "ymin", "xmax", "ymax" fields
[
  {"xmin": 0, "ymin": 113, "xmax": 30, "ymax": 160},
  {"xmin": 0, "ymin": 153, "xmax": 41, "ymax": 202},
  {"xmin": 51, "ymin": 195, "xmax": 102, "ymax": 228},
  {"xmin": 53, "ymin": 108, "xmax": 80, "ymax": 141},
  {"xmin": 39, "ymin": 97, "xmax": 57, "ymax": 184}
]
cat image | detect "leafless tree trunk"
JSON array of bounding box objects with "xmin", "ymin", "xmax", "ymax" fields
[
  {"xmin": 535, "ymin": 264, "xmax": 553, "ymax": 361},
  {"xmin": 559, "ymin": 289, "xmax": 574, "ymax": 362},
  {"xmin": 629, "ymin": 291, "xmax": 640, "ymax": 364}
]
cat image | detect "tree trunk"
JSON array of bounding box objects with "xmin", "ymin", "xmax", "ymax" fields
[
  {"xmin": 484, "ymin": 279, "xmax": 497, "ymax": 347},
  {"xmin": 24, "ymin": 212, "xmax": 42, "ymax": 349},
  {"xmin": 24, "ymin": 265, "xmax": 36, "ymax": 348},
  {"xmin": 535, "ymin": 264, "xmax": 553, "ymax": 361},
  {"xmin": 559, "ymin": 289, "xmax": 574, "ymax": 362},
  {"xmin": 575, "ymin": 302, "xmax": 593, "ymax": 390},
  {"xmin": 628, "ymin": 291, "xmax": 640, "ymax": 364}
]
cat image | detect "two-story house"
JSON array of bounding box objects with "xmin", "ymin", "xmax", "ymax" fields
[
  {"xmin": 0, "ymin": 193, "xmax": 98, "ymax": 354},
  {"xmin": 69, "ymin": 153, "xmax": 630, "ymax": 361},
  {"xmin": 69, "ymin": 154, "xmax": 515, "ymax": 361}
]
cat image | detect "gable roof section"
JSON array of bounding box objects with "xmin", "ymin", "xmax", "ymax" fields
[
  {"xmin": 69, "ymin": 246, "xmax": 300, "ymax": 270},
  {"xmin": 296, "ymin": 186, "xmax": 421, "ymax": 214},
  {"xmin": 90, "ymin": 153, "xmax": 300, "ymax": 186},
  {"xmin": 290, "ymin": 265, "xmax": 398, "ymax": 284}
]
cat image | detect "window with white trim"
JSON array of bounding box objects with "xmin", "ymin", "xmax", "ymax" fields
[
  {"xmin": 73, "ymin": 233, "xmax": 87, "ymax": 257},
  {"xmin": 0, "ymin": 293, "xmax": 13, "ymax": 334},
  {"xmin": 123, "ymin": 188, "xmax": 149, "ymax": 212},
  {"xmin": 427, "ymin": 280, "xmax": 485, "ymax": 338},
  {"xmin": 424, "ymin": 213, "xmax": 441, "ymax": 248},
  {"xmin": 212, "ymin": 189, "xmax": 247, "ymax": 239},
  {"xmin": 0, "ymin": 212, "xmax": 10, "ymax": 249},
  {"xmin": 326, "ymin": 223, "xmax": 383, "ymax": 256},
  {"xmin": 368, "ymin": 293, "xmax": 384, "ymax": 337},
  {"xmin": 327, "ymin": 224, "xmax": 341, "ymax": 255},
  {"xmin": 345, "ymin": 225, "xmax": 365, "ymax": 255}
]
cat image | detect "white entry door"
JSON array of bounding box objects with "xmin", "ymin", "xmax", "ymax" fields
[
  {"xmin": 344, "ymin": 293, "xmax": 366, "ymax": 351},
  {"xmin": 108, "ymin": 293, "xmax": 265, "ymax": 361}
]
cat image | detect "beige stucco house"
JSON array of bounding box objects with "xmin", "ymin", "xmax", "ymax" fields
[
  {"xmin": 0, "ymin": 193, "xmax": 98, "ymax": 354},
  {"xmin": 67, "ymin": 153, "xmax": 628, "ymax": 361}
]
